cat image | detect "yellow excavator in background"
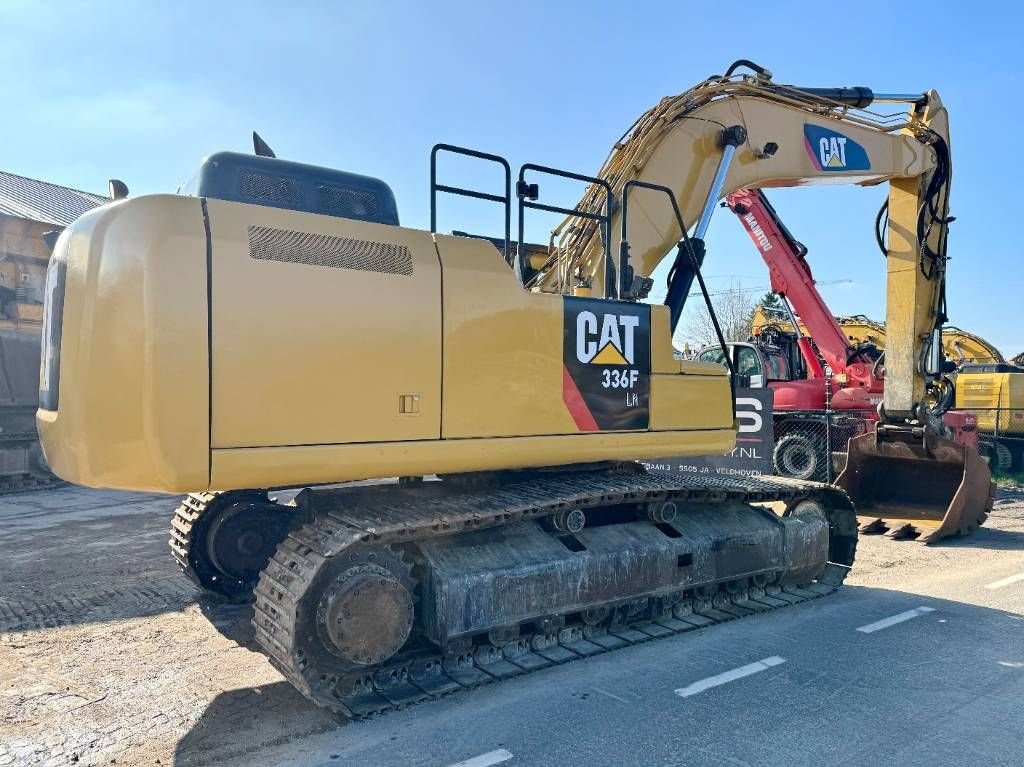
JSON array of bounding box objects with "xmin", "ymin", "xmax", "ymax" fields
[
  {"xmin": 833, "ymin": 316, "xmax": 1024, "ymax": 471},
  {"xmin": 36, "ymin": 61, "xmax": 989, "ymax": 716}
]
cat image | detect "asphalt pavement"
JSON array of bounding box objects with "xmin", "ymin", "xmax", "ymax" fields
[{"xmin": 1, "ymin": 486, "xmax": 1022, "ymax": 766}]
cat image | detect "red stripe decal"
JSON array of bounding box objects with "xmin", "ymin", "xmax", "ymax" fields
[
  {"xmin": 562, "ymin": 365, "xmax": 599, "ymax": 431},
  {"xmin": 804, "ymin": 136, "xmax": 822, "ymax": 171}
]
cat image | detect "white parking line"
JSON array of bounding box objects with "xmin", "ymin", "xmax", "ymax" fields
[
  {"xmin": 592, "ymin": 686, "xmax": 632, "ymax": 704},
  {"xmin": 985, "ymin": 572, "xmax": 1024, "ymax": 590},
  {"xmin": 856, "ymin": 606, "xmax": 935, "ymax": 634},
  {"xmin": 674, "ymin": 656, "xmax": 785, "ymax": 698},
  {"xmin": 445, "ymin": 749, "xmax": 514, "ymax": 767}
]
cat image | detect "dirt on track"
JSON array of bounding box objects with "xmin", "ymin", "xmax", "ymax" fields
[{"xmin": 1, "ymin": 484, "xmax": 1022, "ymax": 766}]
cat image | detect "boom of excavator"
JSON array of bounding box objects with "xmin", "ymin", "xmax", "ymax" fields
[{"xmin": 34, "ymin": 62, "xmax": 986, "ymax": 714}]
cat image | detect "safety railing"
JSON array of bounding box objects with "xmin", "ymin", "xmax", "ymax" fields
[
  {"xmin": 430, "ymin": 143, "xmax": 512, "ymax": 265},
  {"xmin": 516, "ymin": 164, "xmax": 613, "ymax": 295}
]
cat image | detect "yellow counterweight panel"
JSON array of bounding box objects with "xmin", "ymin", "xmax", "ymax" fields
[
  {"xmin": 36, "ymin": 195, "xmax": 209, "ymax": 491},
  {"xmin": 955, "ymin": 372, "xmax": 1024, "ymax": 435},
  {"xmin": 39, "ymin": 197, "xmax": 738, "ymax": 494},
  {"xmin": 205, "ymin": 200, "xmax": 442, "ymax": 448}
]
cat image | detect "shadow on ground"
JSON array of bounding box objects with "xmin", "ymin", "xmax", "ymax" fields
[
  {"xmin": 939, "ymin": 525, "xmax": 1024, "ymax": 551},
  {"xmin": 172, "ymin": 681, "xmax": 342, "ymax": 766},
  {"xmin": 171, "ymin": 585, "xmax": 1024, "ymax": 767}
]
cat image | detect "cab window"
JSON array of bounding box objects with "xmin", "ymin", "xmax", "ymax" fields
[
  {"xmin": 697, "ymin": 347, "xmax": 726, "ymax": 366},
  {"xmin": 735, "ymin": 346, "xmax": 762, "ymax": 378},
  {"xmin": 762, "ymin": 349, "xmax": 792, "ymax": 381}
]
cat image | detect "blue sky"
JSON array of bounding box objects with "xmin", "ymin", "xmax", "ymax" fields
[{"xmin": 1, "ymin": 1, "xmax": 1019, "ymax": 355}]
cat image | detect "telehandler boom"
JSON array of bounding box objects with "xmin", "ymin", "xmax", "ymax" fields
[{"xmin": 36, "ymin": 62, "xmax": 981, "ymax": 715}]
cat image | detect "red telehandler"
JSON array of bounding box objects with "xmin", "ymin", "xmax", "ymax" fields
[{"xmin": 696, "ymin": 188, "xmax": 988, "ymax": 540}]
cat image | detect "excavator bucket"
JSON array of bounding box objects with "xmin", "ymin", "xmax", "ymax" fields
[{"xmin": 836, "ymin": 427, "xmax": 995, "ymax": 544}]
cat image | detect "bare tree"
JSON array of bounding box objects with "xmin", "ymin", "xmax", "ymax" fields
[{"xmin": 674, "ymin": 286, "xmax": 758, "ymax": 353}]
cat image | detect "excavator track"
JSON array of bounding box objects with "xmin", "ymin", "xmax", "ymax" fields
[
  {"xmin": 169, "ymin": 489, "xmax": 296, "ymax": 602},
  {"xmin": 0, "ymin": 432, "xmax": 63, "ymax": 495},
  {"xmin": 252, "ymin": 468, "xmax": 856, "ymax": 717}
]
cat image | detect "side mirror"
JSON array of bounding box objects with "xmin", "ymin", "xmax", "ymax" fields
[
  {"xmin": 749, "ymin": 374, "xmax": 765, "ymax": 388},
  {"xmin": 108, "ymin": 179, "xmax": 129, "ymax": 200},
  {"xmin": 253, "ymin": 131, "xmax": 276, "ymax": 158}
]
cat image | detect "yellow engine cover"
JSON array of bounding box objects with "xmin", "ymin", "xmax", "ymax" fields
[
  {"xmin": 954, "ymin": 370, "xmax": 1024, "ymax": 435},
  {"xmin": 38, "ymin": 196, "xmax": 735, "ymax": 492}
]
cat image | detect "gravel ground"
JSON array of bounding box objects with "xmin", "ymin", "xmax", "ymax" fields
[{"xmin": 1, "ymin": 484, "xmax": 1022, "ymax": 766}]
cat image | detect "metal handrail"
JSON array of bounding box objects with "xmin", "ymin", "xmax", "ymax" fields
[
  {"xmin": 621, "ymin": 179, "xmax": 738, "ymax": 406},
  {"xmin": 430, "ymin": 144, "xmax": 512, "ymax": 264},
  {"xmin": 517, "ymin": 163, "xmax": 614, "ymax": 296}
]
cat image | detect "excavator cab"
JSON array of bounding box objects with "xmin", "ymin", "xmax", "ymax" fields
[{"xmin": 695, "ymin": 342, "xmax": 797, "ymax": 389}]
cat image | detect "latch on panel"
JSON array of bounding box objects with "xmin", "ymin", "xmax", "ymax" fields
[{"xmin": 399, "ymin": 393, "xmax": 421, "ymax": 415}]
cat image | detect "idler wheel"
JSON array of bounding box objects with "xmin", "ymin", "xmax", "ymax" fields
[
  {"xmin": 206, "ymin": 501, "xmax": 293, "ymax": 583},
  {"xmin": 318, "ymin": 563, "xmax": 415, "ymax": 667}
]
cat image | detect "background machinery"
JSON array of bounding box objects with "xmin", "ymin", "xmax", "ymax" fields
[
  {"xmin": 0, "ymin": 174, "xmax": 107, "ymax": 492},
  {"xmin": 836, "ymin": 317, "xmax": 1024, "ymax": 471},
  {"xmin": 700, "ymin": 188, "xmax": 991, "ymax": 539},
  {"xmin": 702, "ymin": 189, "xmax": 886, "ymax": 484},
  {"xmin": 37, "ymin": 62, "xmax": 985, "ymax": 714}
]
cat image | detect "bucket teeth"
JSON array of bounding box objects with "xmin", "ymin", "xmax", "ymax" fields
[
  {"xmin": 884, "ymin": 523, "xmax": 921, "ymax": 541},
  {"xmin": 858, "ymin": 518, "xmax": 888, "ymax": 535}
]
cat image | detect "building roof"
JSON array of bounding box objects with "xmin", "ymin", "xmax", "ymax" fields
[{"xmin": 0, "ymin": 170, "xmax": 108, "ymax": 228}]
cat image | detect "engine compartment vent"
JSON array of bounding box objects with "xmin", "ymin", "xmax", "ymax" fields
[
  {"xmin": 240, "ymin": 171, "xmax": 299, "ymax": 206},
  {"xmin": 248, "ymin": 226, "xmax": 413, "ymax": 276},
  {"xmin": 317, "ymin": 185, "xmax": 380, "ymax": 221}
]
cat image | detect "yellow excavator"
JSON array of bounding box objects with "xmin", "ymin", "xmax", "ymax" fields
[
  {"xmin": 833, "ymin": 316, "xmax": 1024, "ymax": 471},
  {"xmin": 37, "ymin": 61, "xmax": 989, "ymax": 715},
  {"xmin": 836, "ymin": 315, "xmax": 1001, "ymax": 364}
]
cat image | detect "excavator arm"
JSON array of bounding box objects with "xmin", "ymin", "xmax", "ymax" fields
[
  {"xmin": 528, "ymin": 62, "xmax": 990, "ymax": 541},
  {"xmin": 532, "ymin": 62, "xmax": 949, "ymax": 427}
]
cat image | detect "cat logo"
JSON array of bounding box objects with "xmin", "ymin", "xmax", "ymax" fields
[
  {"xmin": 818, "ymin": 135, "xmax": 848, "ymax": 168},
  {"xmin": 575, "ymin": 311, "xmax": 639, "ymax": 365},
  {"xmin": 803, "ymin": 124, "xmax": 871, "ymax": 172},
  {"xmin": 562, "ymin": 297, "xmax": 650, "ymax": 431}
]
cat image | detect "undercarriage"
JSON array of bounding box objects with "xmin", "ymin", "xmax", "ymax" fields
[{"xmin": 170, "ymin": 465, "xmax": 856, "ymax": 717}]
